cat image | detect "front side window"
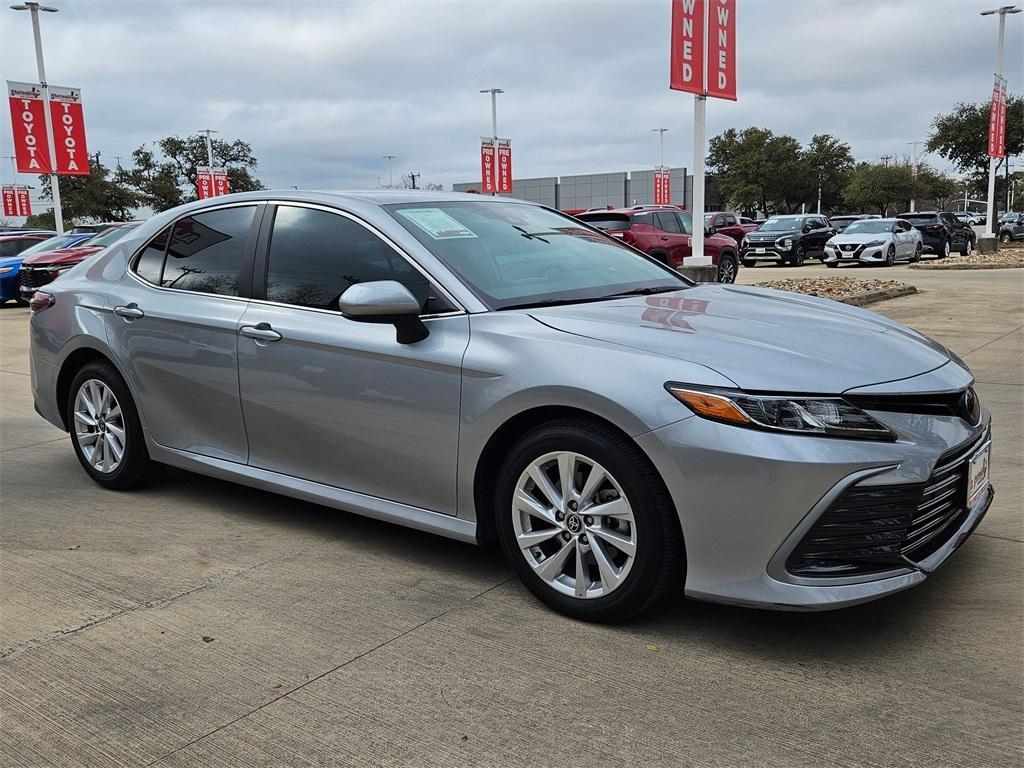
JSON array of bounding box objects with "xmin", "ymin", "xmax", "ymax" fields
[
  {"xmin": 387, "ymin": 201, "xmax": 687, "ymax": 310},
  {"xmin": 161, "ymin": 206, "xmax": 255, "ymax": 296},
  {"xmin": 265, "ymin": 205, "xmax": 448, "ymax": 313}
]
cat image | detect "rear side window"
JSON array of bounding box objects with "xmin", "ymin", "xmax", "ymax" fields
[
  {"xmin": 265, "ymin": 205, "xmax": 448, "ymax": 314},
  {"xmin": 161, "ymin": 206, "xmax": 256, "ymax": 296},
  {"xmin": 133, "ymin": 226, "xmax": 171, "ymax": 284},
  {"xmin": 655, "ymin": 211, "xmax": 681, "ymax": 233}
]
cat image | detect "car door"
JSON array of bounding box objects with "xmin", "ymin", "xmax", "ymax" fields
[
  {"xmin": 107, "ymin": 203, "xmax": 260, "ymax": 463},
  {"xmin": 654, "ymin": 211, "xmax": 687, "ymax": 263},
  {"xmin": 896, "ymin": 220, "xmax": 914, "ymax": 257},
  {"xmin": 941, "ymin": 213, "xmax": 964, "ymax": 249},
  {"xmin": 235, "ymin": 203, "xmax": 469, "ymax": 515}
]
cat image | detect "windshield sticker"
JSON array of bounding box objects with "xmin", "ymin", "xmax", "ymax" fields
[{"xmin": 397, "ymin": 208, "xmax": 478, "ymax": 239}]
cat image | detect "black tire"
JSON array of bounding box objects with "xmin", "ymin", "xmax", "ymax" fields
[
  {"xmin": 741, "ymin": 258, "xmax": 757, "ymax": 268},
  {"xmin": 14, "ymin": 295, "xmax": 28, "ymax": 307},
  {"xmin": 885, "ymin": 244, "xmax": 896, "ymax": 267},
  {"xmin": 67, "ymin": 360, "xmax": 163, "ymax": 490},
  {"xmin": 788, "ymin": 244, "xmax": 806, "ymax": 267},
  {"xmin": 826, "ymin": 261, "xmax": 838, "ymax": 268},
  {"xmin": 939, "ymin": 238, "xmax": 951, "ymax": 259},
  {"xmin": 999, "ymin": 232, "xmax": 1012, "ymax": 244},
  {"xmin": 494, "ymin": 418, "xmax": 684, "ymax": 623},
  {"xmin": 717, "ymin": 254, "xmax": 738, "ymax": 283},
  {"xmin": 912, "ymin": 242, "xmax": 922, "ymax": 262},
  {"xmin": 648, "ymin": 250, "xmax": 670, "ymax": 266},
  {"xmin": 960, "ymin": 237, "xmax": 974, "ymax": 257}
]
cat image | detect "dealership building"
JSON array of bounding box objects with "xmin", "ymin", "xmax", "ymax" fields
[{"xmin": 454, "ymin": 167, "xmax": 723, "ymax": 211}]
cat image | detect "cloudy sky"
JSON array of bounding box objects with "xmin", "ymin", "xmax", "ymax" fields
[{"xmin": 2, "ymin": 0, "xmax": 1022, "ymax": 193}]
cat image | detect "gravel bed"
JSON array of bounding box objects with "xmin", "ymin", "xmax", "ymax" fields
[
  {"xmin": 910, "ymin": 250, "xmax": 1023, "ymax": 270},
  {"xmin": 754, "ymin": 276, "xmax": 918, "ymax": 306}
]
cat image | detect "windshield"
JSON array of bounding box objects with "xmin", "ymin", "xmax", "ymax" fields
[
  {"xmin": 844, "ymin": 220, "xmax": 894, "ymax": 234},
  {"xmin": 387, "ymin": 201, "xmax": 687, "ymax": 310},
  {"xmin": 758, "ymin": 216, "xmax": 805, "ymax": 232},
  {"xmin": 77, "ymin": 224, "xmax": 138, "ymax": 248},
  {"xmin": 16, "ymin": 233, "xmax": 93, "ymax": 256}
]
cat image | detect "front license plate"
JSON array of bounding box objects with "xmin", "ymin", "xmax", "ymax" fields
[
  {"xmin": 754, "ymin": 247, "xmax": 766, "ymax": 254},
  {"xmin": 966, "ymin": 444, "xmax": 991, "ymax": 508}
]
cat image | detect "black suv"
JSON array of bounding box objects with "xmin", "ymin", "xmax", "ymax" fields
[
  {"xmin": 739, "ymin": 214, "xmax": 835, "ymax": 267},
  {"xmin": 998, "ymin": 213, "xmax": 1024, "ymax": 243},
  {"xmin": 899, "ymin": 211, "xmax": 975, "ymax": 257}
]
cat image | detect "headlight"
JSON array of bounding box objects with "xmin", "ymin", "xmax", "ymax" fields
[
  {"xmin": 666, "ymin": 385, "xmax": 897, "ymax": 441},
  {"xmin": 0, "ymin": 266, "xmax": 14, "ymax": 274},
  {"xmin": 864, "ymin": 240, "xmax": 884, "ymax": 248},
  {"xmin": 741, "ymin": 236, "xmax": 748, "ymax": 246},
  {"xmin": 777, "ymin": 237, "xmax": 792, "ymax": 248}
]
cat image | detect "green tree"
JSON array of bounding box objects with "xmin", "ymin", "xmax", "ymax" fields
[
  {"xmin": 25, "ymin": 159, "xmax": 139, "ymax": 229},
  {"xmin": 915, "ymin": 165, "xmax": 959, "ymax": 211},
  {"xmin": 842, "ymin": 163, "xmax": 915, "ymax": 215},
  {"xmin": 927, "ymin": 95, "xmax": 1023, "ymax": 179},
  {"xmin": 803, "ymin": 134, "xmax": 855, "ymax": 213},
  {"xmin": 117, "ymin": 135, "xmax": 264, "ymax": 212}
]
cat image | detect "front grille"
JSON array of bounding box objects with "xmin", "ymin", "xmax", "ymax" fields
[
  {"xmin": 786, "ymin": 431, "xmax": 988, "ymax": 577},
  {"xmin": 18, "ymin": 267, "xmax": 55, "ymax": 292}
]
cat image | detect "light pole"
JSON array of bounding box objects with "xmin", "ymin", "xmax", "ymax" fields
[
  {"xmin": 480, "ymin": 88, "xmax": 503, "ymax": 195},
  {"xmin": 197, "ymin": 128, "xmax": 218, "ymax": 171},
  {"xmin": 907, "ymin": 140, "xmax": 926, "ymax": 212},
  {"xmin": 651, "ymin": 128, "xmax": 668, "ymax": 168},
  {"xmin": 981, "ymin": 5, "xmax": 1020, "ymax": 236},
  {"xmin": 382, "ymin": 155, "xmax": 395, "ymax": 188},
  {"xmin": 10, "ymin": 2, "xmax": 62, "ymax": 232}
]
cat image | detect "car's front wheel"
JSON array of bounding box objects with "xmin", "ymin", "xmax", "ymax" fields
[
  {"xmin": 495, "ymin": 419, "xmax": 684, "ymax": 623},
  {"xmin": 885, "ymin": 244, "xmax": 896, "ymax": 267},
  {"xmin": 788, "ymin": 244, "xmax": 806, "ymax": 267},
  {"xmin": 912, "ymin": 242, "xmax": 922, "ymax": 262},
  {"xmin": 717, "ymin": 254, "xmax": 737, "ymax": 283},
  {"xmin": 67, "ymin": 361, "xmax": 163, "ymax": 490},
  {"xmin": 999, "ymin": 232, "xmax": 1012, "ymax": 244}
]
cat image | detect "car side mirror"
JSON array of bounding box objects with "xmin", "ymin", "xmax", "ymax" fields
[{"xmin": 339, "ymin": 280, "xmax": 428, "ymax": 344}]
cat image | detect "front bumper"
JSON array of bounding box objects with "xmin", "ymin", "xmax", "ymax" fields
[
  {"xmin": 636, "ymin": 406, "xmax": 992, "ymax": 611},
  {"xmin": 740, "ymin": 241, "xmax": 793, "ymax": 261},
  {"xmin": 823, "ymin": 243, "xmax": 885, "ymax": 263}
]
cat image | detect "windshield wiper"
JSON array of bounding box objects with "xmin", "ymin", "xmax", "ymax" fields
[
  {"xmin": 597, "ymin": 286, "xmax": 683, "ymax": 299},
  {"xmin": 498, "ymin": 286, "xmax": 683, "ymax": 312}
]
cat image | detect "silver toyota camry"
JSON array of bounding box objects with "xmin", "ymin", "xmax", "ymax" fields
[{"xmin": 29, "ymin": 191, "xmax": 993, "ymax": 622}]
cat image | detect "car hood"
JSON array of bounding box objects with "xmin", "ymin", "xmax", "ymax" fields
[
  {"xmin": 21, "ymin": 246, "xmax": 102, "ymax": 267},
  {"xmin": 828, "ymin": 232, "xmax": 893, "ymax": 245},
  {"xmin": 526, "ymin": 284, "xmax": 951, "ymax": 393}
]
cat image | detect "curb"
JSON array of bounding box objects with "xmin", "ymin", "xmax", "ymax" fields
[
  {"xmin": 837, "ymin": 285, "xmax": 918, "ymax": 306},
  {"xmin": 909, "ymin": 262, "xmax": 1023, "ymax": 270}
]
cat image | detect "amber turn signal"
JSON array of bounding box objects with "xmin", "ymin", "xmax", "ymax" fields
[{"xmin": 666, "ymin": 386, "xmax": 751, "ymax": 425}]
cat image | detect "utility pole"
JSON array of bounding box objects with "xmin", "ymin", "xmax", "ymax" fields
[
  {"xmin": 981, "ymin": 5, "xmax": 1020, "ymax": 236},
  {"xmin": 907, "ymin": 140, "xmax": 925, "ymax": 212},
  {"xmin": 382, "ymin": 155, "xmax": 395, "ymax": 188},
  {"xmin": 480, "ymin": 88, "xmax": 503, "ymax": 195},
  {"xmin": 198, "ymin": 129, "xmax": 218, "ymax": 169},
  {"xmin": 880, "ymin": 155, "xmax": 894, "ymax": 167},
  {"xmin": 11, "ymin": 2, "xmax": 63, "ymax": 232},
  {"xmin": 651, "ymin": 128, "xmax": 668, "ymax": 167},
  {"xmin": 408, "ymin": 172, "xmax": 420, "ymax": 190}
]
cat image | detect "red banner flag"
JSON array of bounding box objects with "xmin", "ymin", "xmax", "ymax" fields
[
  {"xmin": 212, "ymin": 168, "xmax": 230, "ymax": 197},
  {"xmin": 1, "ymin": 186, "xmax": 16, "ymax": 217},
  {"xmin": 670, "ymin": 0, "xmax": 705, "ymax": 95},
  {"xmin": 480, "ymin": 141, "xmax": 496, "ymax": 193},
  {"xmin": 15, "ymin": 186, "xmax": 31, "ymax": 216},
  {"xmin": 496, "ymin": 141, "xmax": 512, "ymax": 193},
  {"xmin": 706, "ymin": 0, "xmax": 737, "ymax": 100},
  {"xmin": 7, "ymin": 81, "xmax": 52, "ymax": 174},
  {"xmin": 48, "ymin": 86, "xmax": 90, "ymax": 175},
  {"xmin": 196, "ymin": 168, "xmax": 214, "ymax": 199},
  {"xmin": 988, "ymin": 76, "xmax": 1007, "ymax": 158},
  {"xmin": 654, "ymin": 169, "xmax": 672, "ymax": 205}
]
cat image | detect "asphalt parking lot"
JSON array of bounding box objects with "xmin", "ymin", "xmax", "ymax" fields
[{"xmin": 1, "ymin": 265, "xmax": 1021, "ymax": 767}]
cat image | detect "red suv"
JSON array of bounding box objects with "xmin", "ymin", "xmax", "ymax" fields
[{"xmin": 577, "ymin": 206, "xmax": 740, "ymax": 283}]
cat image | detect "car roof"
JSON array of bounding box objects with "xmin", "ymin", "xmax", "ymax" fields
[{"xmin": 0, "ymin": 233, "xmax": 51, "ymax": 241}]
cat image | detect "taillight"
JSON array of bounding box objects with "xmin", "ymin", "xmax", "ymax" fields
[{"xmin": 29, "ymin": 291, "xmax": 55, "ymax": 313}]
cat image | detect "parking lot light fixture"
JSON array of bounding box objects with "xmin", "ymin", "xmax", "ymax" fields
[
  {"xmin": 980, "ymin": 5, "xmax": 1020, "ymax": 238},
  {"xmin": 10, "ymin": 0, "xmax": 63, "ymax": 232}
]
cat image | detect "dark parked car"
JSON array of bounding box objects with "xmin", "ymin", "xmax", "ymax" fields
[
  {"xmin": 998, "ymin": 213, "xmax": 1024, "ymax": 243},
  {"xmin": 899, "ymin": 211, "xmax": 976, "ymax": 258},
  {"xmin": 702, "ymin": 211, "xmax": 758, "ymax": 245},
  {"xmin": 740, "ymin": 214, "xmax": 835, "ymax": 266},
  {"xmin": 577, "ymin": 206, "xmax": 740, "ymax": 282}
]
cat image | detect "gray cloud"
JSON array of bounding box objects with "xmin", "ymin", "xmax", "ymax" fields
[{"xmin": 2, "ymin": 0, "xmax": 1022, "ymax": 193}]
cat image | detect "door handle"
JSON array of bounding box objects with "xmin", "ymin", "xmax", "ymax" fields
[
  {"xmin": 113, "ymin": 304, "xmax": 144, "ymax": 320},
  {"xmin": 660, "ymin": 236, "xmax": 669, "ymax": 241},
  {"xmin": 239, "ymin": 323, "xmax": 282, "ymax": 342}
]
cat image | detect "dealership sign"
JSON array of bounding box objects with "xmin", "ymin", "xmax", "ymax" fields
[
  {"xmin": 2, "ymin": 185, "xmax": 32, "ymax": 217},
  {"xmin": 670, "ymin": 0, "xmax": 736, "ymax": 99},
  {"xmin": 196, "ymin": 166, "xmax": 230, "ymax": 200},
  {"xmin": 496, "ymin": 140, "xmax": 512, "ymax": 193},
  {"xmin": 654, "ymin": 168, "xmax": 672, "ymax": 205},
  {"xmin": 987, "ymin": 75, "xmax": 1007, "ymax": 158},
  {"xmin": 480, "ymin": 140, "xmax": 496, "ymax": 193},
  {"xmin": 7, "ymin": 80, "xmax": 91, "ymax": 175}
]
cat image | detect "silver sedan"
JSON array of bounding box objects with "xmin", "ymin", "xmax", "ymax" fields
[
  {"xmin": 28, "ymin": 192, "xmax": 993, "ymax": 622},
  {"xmin": 824, "ymin": 217, "xmax": 923, "ymax": 267}
]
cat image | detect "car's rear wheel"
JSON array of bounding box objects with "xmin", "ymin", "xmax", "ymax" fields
[
  {"xmin": 495, "ymin": 419, "xmax": 683, "ymax": 623},
  {"xmin": 940, "ymin": 238, "xmax": 951, "ymax": 259},
  {"xmin": 67, "ymin": 361, "xmax": 163, "ymax": 490},
  {"xmin": 716, "ymin": 254, "xmax": 737, "ymax": 283},
  {"xmin": 960, "ymin": 237, "xmax": 974, "ymax": 256}
]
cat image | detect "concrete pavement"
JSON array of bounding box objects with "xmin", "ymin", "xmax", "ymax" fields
[{"xmin": 1, "ymin": 265, "xmax": 1021, "ymax": 767}]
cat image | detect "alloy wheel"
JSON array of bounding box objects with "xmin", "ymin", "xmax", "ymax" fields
[
  {"xmin": 512, "ymin": 451, "xmax": 637, "ymax": 599},
  {"xmin": 73, "ymin": 379, "xmax": 126, "ymax": 473},
  {"xmin": 717, "ymin": 258, "xmax": 736, "ymax": 283},
  {"xmin": 886, "ymin": 245, "xmax": 895, "ymax": 266}
]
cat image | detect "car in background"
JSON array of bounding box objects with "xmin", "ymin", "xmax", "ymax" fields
[
  {"xmin": 739, "ymin": 214, "xmax": 835, "ymax": 266},
  {"xmin": 823, "ymin": 218, "xmax": 922, "ymax": 268},
  {"xmin": 0, "ymin": 232, "xmax": 62, "ymax": 304},
  {"xmin": 829, "ymin": 214, "xmax": 882, "ymax": 233},
  {"xmin": 0, "ymin": 232, "xmax": 97, "ymax": 304},
  {"xmin": 998, "ymin": 211, "xmax": 1020, "ymax": 225},
  {"xmin": 577, "ymin": 206, "xmax": 741, "ymax": 283},
  {"xmin": 19, "ymin": 222, "xmax": 141, "ymax": 300},
  {"xmin": 702, "ymin": 211, "xmax": 758, "ymax": 245},
  {"xmin": 899, "ymin": 211, "xmax": 975, "ymax": 258},
  {"xmin": 998, "ymin": 213, "xmax": 1024, "ymax": 243}
]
